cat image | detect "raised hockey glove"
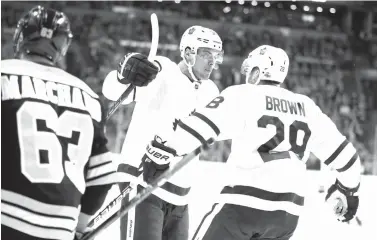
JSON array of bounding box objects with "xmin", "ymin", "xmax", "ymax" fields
[
  {"xmin": 325, "ymin": 179, "xmax": 360, "ymax": 222},
  {"xmin": 117, "ymin": 52, "xmax": 160, "ymax": 87},
  {"xmin": 142, "ymin": 136, "xmax": 177, "ymax": 183}
]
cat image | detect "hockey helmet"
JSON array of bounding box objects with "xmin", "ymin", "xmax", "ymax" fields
[
  {"xmin": 13, "ymin": 6, "xmax": 73, "ymax": 64},
  {"xmin": 241, "ymin": 45, "xmax": 289, "ymax": 85},
  {"xmin": 179, "ymin": 26, "xmax": 224, "ymax": 66}
]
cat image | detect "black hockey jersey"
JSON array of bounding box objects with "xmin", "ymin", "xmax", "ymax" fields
[{"xmin": 1, "ymin": 59, "xmax": 119, "ymax": 240}]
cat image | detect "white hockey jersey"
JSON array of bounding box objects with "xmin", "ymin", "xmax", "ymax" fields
[
  {"xmin": 164, "ymin": 83, "xmax": 361, "ymax": 216},
  {"xmin": 103, "ymin": 56, "xmax": 219, "ymax": 205}
]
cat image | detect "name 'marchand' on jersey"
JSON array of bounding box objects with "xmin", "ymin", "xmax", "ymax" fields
[{"xmin": 1, "ymin": 74, "xmax": 101, "ymax": 122}]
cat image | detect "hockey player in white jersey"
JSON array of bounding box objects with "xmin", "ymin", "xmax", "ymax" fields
[
  {"xmin": 139, "ymin": 45, "xmax": 361, "ymax": 240},
  {"xmin": 1, "ymin": 6, "xmax": 158, "ymax": 240},
  {"xmin": 102, "ymin": 26, "xmax": 224, "ymax": 240}
]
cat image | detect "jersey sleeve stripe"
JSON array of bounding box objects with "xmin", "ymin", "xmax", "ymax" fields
[
  {"xmin": 87, "ymin": 160, "xmax": 112, "ymax": 170},
  {"xmin": 1, "ymin": 213, "xmax": 74, "ymax": 240},
  {"xmin": 191, "ymin": 111, "xmax": 220, "ymax": 136},
  {"xmin": 1, "ymin": 189, "xmax": 79, "ymax": 217},
  {"xmin": 88, "ymin": 152, "xmax": 115, "ymax": 168},
  {"xmin": 85, "ymin": 172, "xmax": 129, "ymax": 187},
  {"xmin": 1, "ymin": 202, "xmax": 77, "ymax": 231},
  {"xmin": 177, "ymin": 120, "xmax": 207, "ymax": 146},
  {"xmin": 337, "ymin": 153, "xmax": 358, "ymax": 172},
  {"xmin": 86, "ymin": 161, "xmax": 116, "ymax": 180},
  {"xmin": 324, "ymin": 139, "xmax": 348, "ymax": 165},
  {"xmin": 86, "ymin": 171, "xmax": 117, "ymax": 183}
]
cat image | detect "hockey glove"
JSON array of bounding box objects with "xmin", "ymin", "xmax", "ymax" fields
[
  {"xmin": 325, "ymin": 179, "xmax": 360, "ymax": 222},
  {"xmin": 142, "ymin": 136, "xmax": 177, "ymax": 183},
  {"xmin": 117, "ymin": 52, "xmax": 160, "ymax": 87}
]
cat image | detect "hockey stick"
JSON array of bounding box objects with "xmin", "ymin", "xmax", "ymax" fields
[
  {"xmin": 105, "ymin": 13, "xmax": 159, "ymax": 121},
  {"xmin": 81, "ymin": 138, "xmax": 214, "ymax": 240},
  {"xmin": 84, "ymin": 12, "xmax": 159, "ymax": 229}
]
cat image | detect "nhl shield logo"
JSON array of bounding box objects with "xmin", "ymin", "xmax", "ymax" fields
[{"xmin": 188, "ymin": 27, "xmax": 196, "ymax": 35}]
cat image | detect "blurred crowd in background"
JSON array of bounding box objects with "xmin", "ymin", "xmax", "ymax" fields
[{"xmin": 2, "ymin": 1, "xmax": 377, "ymax": 174}]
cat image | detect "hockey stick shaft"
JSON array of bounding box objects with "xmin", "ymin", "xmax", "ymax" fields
[
  {"xmin": 81, "ymin": 139, "xmax": 214, "ymax": 240},
  {"xmin": 87, "ymin": 11, "xmax": 159, "ymax": 229},
  {"xmin": 105, "ymin": 13, "xmax": 159, "ymax": 120}
]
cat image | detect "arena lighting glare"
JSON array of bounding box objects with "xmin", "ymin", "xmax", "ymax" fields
[
  {"xmin": 290, "ymin": 4, "xmax": 297, "ymax": 10},
  {"xmin": 223, "ymin": 6, "xmax": 231, "ymax": 13},
  {"xmin": 174, "ymin": 0, "xmax": 180, "ymax": 3},
  {"xmin": 303, "ymin": 6, "xmax": 310, "ymax": 11},
  {"xmin": 239, "ymin": 0, "xmax": 245, "ymax": 5},
  {"xmin": 330, "ymin": 8, "xmax": 336, "ymax": 13},
  {"xmin": 251, "ymin": 0, "xmax": 258, "ymax": 6},
  {"xmin": 264, "ymin": 2, "xmax": 271, "ymax": 7},
  {"xmin": 225, "ymin": 0, "xmax": 232, "ymax": 3},
  {"xmin": 317, "ymin": 6, "xmax": 323, "ymax": 12}
]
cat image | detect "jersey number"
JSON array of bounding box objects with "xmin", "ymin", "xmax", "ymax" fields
[
  {"xmin": 206, "ymin": 96, "xmax": 224, "ymax": 109},
  {"xmin": 257, "ymin": 115, "xmax": 311, "ymax": 162},
  {"xmin": 17, "ymin": 101, "xmax": 94, "ymax": 193}
]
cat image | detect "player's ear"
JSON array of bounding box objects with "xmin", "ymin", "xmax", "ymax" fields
[
  {"xmin": 247, "ymin": 67, "xmax": 261, "ymax": 84},
  {"xmin": 184, "ymin": 47, "xmax": 195, "ymax": 66}
]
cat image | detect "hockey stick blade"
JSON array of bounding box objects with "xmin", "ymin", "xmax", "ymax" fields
[
  {"xmin": 81, "ymin": 138, "xmax": 214, "ymax": 240},
  {"xmin": 105, "ymin": 13, "xmax": 159, "ymax": 120}
]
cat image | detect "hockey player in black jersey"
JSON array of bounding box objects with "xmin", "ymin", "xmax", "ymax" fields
[{"xmin": 1, "ymin": 6, "xmax": 158, "ymax": 240}]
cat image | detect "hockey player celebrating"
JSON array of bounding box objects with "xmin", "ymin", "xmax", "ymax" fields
[
  {"xmin": 1, "ymin": 6, "xmax": 158, "ymax": 240},
  {"xmin": 102, "ymin": 26, "xmax": 224, "ymax": 240},
  {"xmin": 140, "ymin": 45, "xmax": 361, "ymax": 240}
]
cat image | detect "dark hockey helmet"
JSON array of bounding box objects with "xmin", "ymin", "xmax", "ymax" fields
[{"xmin": 13, "ymin": 5, "xmax": 73, "ymax": 64}]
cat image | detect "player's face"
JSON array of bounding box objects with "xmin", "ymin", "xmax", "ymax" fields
[{"xmin": 193, "ymin": 48, "xmax": 223, "ymax": 80}]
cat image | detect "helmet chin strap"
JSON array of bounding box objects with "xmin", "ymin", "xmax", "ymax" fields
[{"xmin": 184, "ymin": 57, "xmax": 201, "ymax": 83}]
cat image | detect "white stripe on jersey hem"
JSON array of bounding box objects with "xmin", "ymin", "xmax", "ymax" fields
[
  {"xmin": 219, "ymin": 193, "xmax": 303, "ymax": 216},
  {"xmin": 1, "ymin": 202, "xmax": 78, "ymax": 231},
  {"xmin": 87, "ymin": 171, "xmax": 190, "ymax": 206},
  {"xmin": 138, "ymin": 181, "xmax": 189, "ymax": 206},
  {"xmin": 1, "ymin": 189, "xmax": 79, "ymax": 218},
  {"xmin": 1, "ymin": 214, "xmax": 75, "ymax": 240}
]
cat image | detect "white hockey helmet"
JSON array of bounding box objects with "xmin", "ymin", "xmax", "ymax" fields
[
  {"xmin": 241, "ymin": 45, "xmax": 289, "ymax": 85},
  {"xmin": 179, "ymin": 26, "xmax": 224, "ymax": 66}
]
